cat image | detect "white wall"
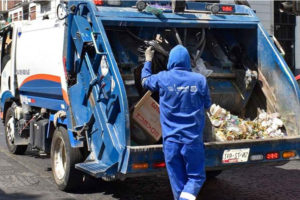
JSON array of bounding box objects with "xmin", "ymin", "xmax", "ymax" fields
[{"xmin": 248, "ymin": 0, "xmax": 274, "ymax": 35}]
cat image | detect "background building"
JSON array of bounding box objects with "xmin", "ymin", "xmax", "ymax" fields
[{"xmin": 0, "ymin": 0, "xmax": 60, "ymax": 22}]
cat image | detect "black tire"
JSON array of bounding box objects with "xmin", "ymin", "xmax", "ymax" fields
[
  {"xmin": 4, "ymin": 107, "xmax": 27, "ymax": 155},
  {"xmin": 56, "ymin": 3, "xmax": 68, "ymax": 20},
  {"xmin": 206, "ymin": 170, "xmax": 222, "ymax": 178},
  {"xmin": 51, "ymin": 126, "xmax": 83, "ymax": 191}
]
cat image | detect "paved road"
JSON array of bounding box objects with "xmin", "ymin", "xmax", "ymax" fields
[{"xmin": 0, "ymin": 123, "xmax": 300, "ymax": 200}]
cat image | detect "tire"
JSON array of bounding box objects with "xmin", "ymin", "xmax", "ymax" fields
[
  {"xmin": 51, "ymin": 126, "xmax": 83, "ymax": 191},
  {"xmin": 206, "ymin": 170, "xmax": 222, "ymax": 178},
  {"xmin": 4, "ymin": 107, "xmax": 27, "ymax": 155},
  {"xmin": 56, "ymin": 3, "xmax": 68, "ymax": 20}
]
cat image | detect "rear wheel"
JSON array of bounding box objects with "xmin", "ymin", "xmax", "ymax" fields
[
  {"xmin": 51, "ymin": 126, "xmax": 83, "ymax": 191},
  {"xmin": 4, "ymin": 107, "xmax": 27, "ymax": 154}
]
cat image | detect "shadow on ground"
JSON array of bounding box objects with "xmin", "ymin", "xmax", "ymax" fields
[
  {"xmin": 69, "ymin": 175, "xmax": 172, "ymax": 200},
  {"xmin": 0, "ymin": 189, "xmax": 43, "ymax": 200},
  {"xmin": 64, "ymin": 161, "xmax": 300, "ymax": 200}
]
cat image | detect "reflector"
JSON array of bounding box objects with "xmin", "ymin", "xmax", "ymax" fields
[
  {"xmin": 132, "ymin": 163, "xmax": 149, "ymax": 169},
  {"xmin": 107, "ymin": 0, "xmax": 121, "ymax": 6},
  {"xmin": 282, "ymin": 151, "xmax": 296, "ymax": 159},
  {"xmin": 250, "ymin": 154, "xmax": 263, "ymax": 161}
]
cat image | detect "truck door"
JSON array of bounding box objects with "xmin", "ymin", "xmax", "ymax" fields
[{"xmin": 0, "ymin": 26, "xmax": 13, "ymax": 95}]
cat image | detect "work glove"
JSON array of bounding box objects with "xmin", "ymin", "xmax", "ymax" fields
[{"xmin": 145, "ymin": 46, "xmax": 155, "ymax": 62}]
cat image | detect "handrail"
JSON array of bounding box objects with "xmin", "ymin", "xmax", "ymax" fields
[
  {"xmin": 270, "ymin": 35, "xmax": 286, "ymax": 57},
  {"xmin": 91, "ymin": 32, "xmax": 106, "ymax": 55}
]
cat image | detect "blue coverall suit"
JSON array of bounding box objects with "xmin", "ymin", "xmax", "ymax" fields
[{"xmin": 141, "ymin": 45, "xmax": 211, "ymax": 200}]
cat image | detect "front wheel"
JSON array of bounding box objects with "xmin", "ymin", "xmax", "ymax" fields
[
  {"xmin": 51, "ymin": 126, "xmax": 83, "ymax": 191},
  {"xmin": 4, "ymin": 107, "xmax": 27, "ymax": 154}
]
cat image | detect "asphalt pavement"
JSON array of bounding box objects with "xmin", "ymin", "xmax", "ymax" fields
[{"xmin": 0, "ymin": 122, "xmax": 300, "ymax": 200}]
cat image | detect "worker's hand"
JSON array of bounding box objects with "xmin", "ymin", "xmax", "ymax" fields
[{"xmin": 145, "ymin": 46, "xmax": 155, "ymax": 62}]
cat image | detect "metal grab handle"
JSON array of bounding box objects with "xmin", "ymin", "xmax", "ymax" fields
[
  {"xmin": 91, "ymin": 32, "xmax": 106, "ymax": 55},
  {"xmin": 270, "ymin": 35, "xmax": 286, "ymax": 57}
]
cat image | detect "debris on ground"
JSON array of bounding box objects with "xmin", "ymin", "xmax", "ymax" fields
[{"xmin": 209, "ymin": 104, "xmax": 286, "ymax": 142}]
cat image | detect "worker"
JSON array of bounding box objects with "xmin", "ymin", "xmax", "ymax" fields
[{"xmin": 141, "ymin": 45, "xmax": 211, "ymax": 200}]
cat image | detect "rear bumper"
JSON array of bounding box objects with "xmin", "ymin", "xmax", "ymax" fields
[
  {"xmin": 120, "ymin": 144, "xmax": 165, "ymax": 175},
  {"xmin": 120, "ymin": 137, "xmax": 300, "ymax": 177},
  {"xmin": 205, "ymin": 137, "xmax": 300, "ymax": 170}
]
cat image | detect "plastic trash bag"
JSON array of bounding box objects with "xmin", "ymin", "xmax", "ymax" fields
[{"xmin": 192, "ymin": 57, "xmax": 213, "ymax": 77}]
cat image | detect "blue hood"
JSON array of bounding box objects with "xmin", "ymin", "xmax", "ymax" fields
[{"xmin": 167, "ymin": 45, "xmax": 191, "ymax": 71}]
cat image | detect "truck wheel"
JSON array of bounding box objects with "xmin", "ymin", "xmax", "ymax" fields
[
  {"xmin": 4, "ymin": 107, "xmax": 27, "ymax": 154},
  {"xmin": 51, "ymin": 126, "xmax": 83, "ymax": 191},
  {"xmin": 206, "ymin": 170, "xmax": 222, "ymax": 178}
]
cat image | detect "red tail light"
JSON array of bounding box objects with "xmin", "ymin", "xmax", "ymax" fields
[
  {"xmin": 221, "ymin": 5, "xmax": 234, "ymax": 12},
  {"xmin": 153, "ymin": 162, "xmax": 166, "ymax": 168},
  {"xmin": 94, "ymin": 0, "xmax": 103, "ymax": 6},
  {"xmin": 266, "ymin": 152, "xmax": 279, "ymax": 160}
]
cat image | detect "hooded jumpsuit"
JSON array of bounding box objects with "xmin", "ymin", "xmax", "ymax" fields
[{"xmin": 141, "ymin": 45, "xmax": 211, "ymax": 200}]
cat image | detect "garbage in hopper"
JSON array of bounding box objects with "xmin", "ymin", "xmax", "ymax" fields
[{"xmin": 209, "ymin": 104, "xmax": 286, "ymax": 142}]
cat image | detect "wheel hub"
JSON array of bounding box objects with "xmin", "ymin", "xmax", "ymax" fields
[
  {"xmin": 6, "ymin": 118, "xmax": 15, "ymax": 143},
  {"xmin": 54, "ymin": 139, "xmax": 66, "ymax": 180}
]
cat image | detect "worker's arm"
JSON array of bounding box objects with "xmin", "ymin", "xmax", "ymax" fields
[
  {"xmin": 141, "ymin": 47, "xmax": 160, "ymax": 92},
  {"xmin": 141, "ymin": 61, "xmax": 160, "ymax": 92},
  {"xmin": 203, "ymin": 82, "xmax": 212, "ymax": 109}
]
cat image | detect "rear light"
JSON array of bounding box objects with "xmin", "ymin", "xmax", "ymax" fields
[
  {"xmin": 250, "ymin": 154, "xmax": 263, "ymax": 161},
  {"xmin": 266, "ymin": 152, "xmax": 279, "ymax": 160},
  {"xmin": 132, "ymin": 163, "xmax": 149, "ymax": 170},
  {"xmin": 153, "ymin": 162, "xmax": 166, "ymax": 168},
  {"xmin": 221, "ymin": 5, "xmax": 234, "ymax": 12},
  {"xmin": 94, "ymin": 0, "xmax": 103, "ymax": 6},
  {"xmin": 282, "ymin": 151, "xmax": 296, "ymax": 159}
]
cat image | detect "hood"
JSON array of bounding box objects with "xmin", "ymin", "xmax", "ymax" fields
[{"xmin": 167, "ymin": 45, "xmax": 191, "ymax": 71}]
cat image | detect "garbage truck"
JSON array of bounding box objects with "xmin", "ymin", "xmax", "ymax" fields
[{"xmin": 1, "ymin": 0, "xmax": 300, "ymax": 191}]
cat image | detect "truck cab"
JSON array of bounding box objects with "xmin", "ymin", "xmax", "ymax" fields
[{"xmin": 0, "ymin": 25, "xmax": 15, "ymax": 110}]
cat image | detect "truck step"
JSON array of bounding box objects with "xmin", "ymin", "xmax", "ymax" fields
[{"xmin": 75, "ymin": 161, "xmax": 114, "ymax": 178}]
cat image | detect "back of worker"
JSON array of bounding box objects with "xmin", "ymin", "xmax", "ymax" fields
[
  {"xmin": 142, "ymin": 45, "xmax": 211, "ymax": 200},
  {"xmin": 142, "ymin": 45, "xmax": 211, "ymax": 143}
]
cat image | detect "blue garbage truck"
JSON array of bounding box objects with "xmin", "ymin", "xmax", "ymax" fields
[{"xmin": 1, "ymin": 0, "xmax": 300, "ymax": 191}]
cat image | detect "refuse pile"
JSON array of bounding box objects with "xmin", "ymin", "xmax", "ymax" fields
[{"xmin": 209, "ymin": 104, "xmax": 286, "ymax": 142}]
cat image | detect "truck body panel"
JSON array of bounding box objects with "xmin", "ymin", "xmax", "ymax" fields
[{"xmin": 15, "ymin": 20, "xmax": 67, "ymax": 111}]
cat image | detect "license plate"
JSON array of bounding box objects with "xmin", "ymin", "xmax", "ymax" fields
[{"xmin": 222, "ymin": 148, "xmax": 250, "ymax": 163}]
